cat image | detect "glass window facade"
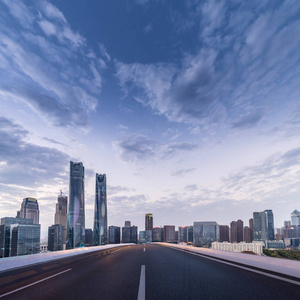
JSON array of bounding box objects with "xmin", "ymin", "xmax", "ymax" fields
[
  {"xmin": 67, "ymin": 161, "xmax": 85, "ymax": 249},
  {"xmin": 93, "ymin": 174, "xmax": 107, "ymax": 246},
  {"xmin": 193, "ymin": 222, "xmax": 219, "ymax": 247}
]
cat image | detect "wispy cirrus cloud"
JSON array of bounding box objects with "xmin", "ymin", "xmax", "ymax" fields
[
  {"xmin": 115, "ymin": 0, "xmax": 300, "ymax": 134},
  {"xmin": 114, "ymin": 134, "xmax": 198, "ymax": 162},
  {"xmin": 0, "ymin": 0, "xmax": 106, "ymax": 130}
]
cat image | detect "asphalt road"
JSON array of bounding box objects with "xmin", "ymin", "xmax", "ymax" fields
[{"xmin": 0, "ymin": 244, "xmax": 299, "ymax": 300}]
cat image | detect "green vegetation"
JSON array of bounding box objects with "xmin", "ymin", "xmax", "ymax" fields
[{"xmin": 263, "ymin": 249, "xmax": 300, "ymax": 261}]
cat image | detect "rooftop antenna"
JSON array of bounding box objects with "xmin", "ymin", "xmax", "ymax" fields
[{"xmin": 60, "ymin": 190, "xmax": 63, "ymax": 196}]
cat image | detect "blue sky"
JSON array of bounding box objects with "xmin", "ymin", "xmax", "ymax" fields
[{"xmin": 0, "ymin": 0, "xmax": 300, "ymax": 237}]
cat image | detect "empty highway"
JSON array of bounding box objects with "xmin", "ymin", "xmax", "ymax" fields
[{"xmin": 0, "ymin": 244, "xmax": 299, "ymax": 300}]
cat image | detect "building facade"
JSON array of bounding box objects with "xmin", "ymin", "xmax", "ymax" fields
[
  {"xmin": 93, "ymin": 173, "xmax": 108, "ymax": 246},
  {"xmin": 54, "ymin": 192, "xmax": 68, "ymax": 245},
  {"xmin": 122, "ymin": 223, "xmax": 138, "ymax": 244},
  {"xmin": 211, "ymin": 241, "xmax": 264, "ymax": 255},
  {"xmin": 219, "ymin": 225, "xmax": 229, "ymax": 242},
  {"xmin": 291, "ymin": 210, "xmax": 300, "ymax": 226},
  {"xmin": 188, "ymin": 226, "xmax": 193, "ymax": 243},
  {"xmin": 109, "ymin": 226, "xmax": 120, "ymax": 244},
  {"xmin": 152, "ymin": 227, "xmax": 163, "ymax": 242},
  {"xmin": 48, "ymin": 224, "xmax": 63, "ymax": 251},
  {"xmin": 243, "ymin": 226, "xmax": 251, "ymax": 243},
  {"xmin": 20, "ymin": 197, "xmax": 39, "ymax": 224},
  {"xmin": 253, "ymin": 210, "xmax": 274, "ymax": 241},
  {"xmin": 193, "ymin": 222, "xmax": 219, "ymax": 247},
  {"xmin": 139, "ymin": 230, "xmax": 152, "ymax": 243},
  {"xmin": 164, "ymin": 225, "xmax": 175, "ymax": 243},
  {"xmin": 145, "ymin": 213, "xmax": 153, "ymax": 231},
  {"xmin": 67, "ymin": 161, "xmax": 85, "ymax": 249},
  {"xmin": 178, "ymin": 226, "xmax": 188, "ymax": 243}
]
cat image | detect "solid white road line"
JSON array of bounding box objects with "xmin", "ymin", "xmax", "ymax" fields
[
  {"xmin": 0, "ymin": 268, "xmax": 72, "ymax": 298},
  {"xmin": 171, "ymin": 247, "xmax": 300, "ymax": 286},
  {"xmin": 137, "ymin": 265, "xmax": 145, "ymax": 300},
  {"xmin": 143, "ymin": 248, "xmax": 146, "ymax": 252},
  {"xmin": 111, "ymin": 249, "xmax": 122, "ymax": 254}
]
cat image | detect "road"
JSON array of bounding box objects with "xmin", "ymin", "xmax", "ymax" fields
[{"xmin": 0, "ymin": 244, "xmax": 299, "ymax": 300}]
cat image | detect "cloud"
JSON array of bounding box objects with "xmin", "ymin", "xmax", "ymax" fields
[
  {"xmin": 0, "ymin": 0, "xmax": 102, "ymax": 129},
  {"xmin": 99, "ymin": 43, "xmax": 111, "ymax": 62},
  {"xmin": 0, "ymin": 116, "xmax": 70, "ymax": 188},
  {"xmin": 144, "ymin": 23, "xmax": 153, "ymax": 33},
  {"xmin": 108, "ymin": 185, "xmax": 136, "ymax": 196},
  {"xmin": 171, "ymin": 168, "xmax": 196, "ymax": 177},
  {"xmin": 114, "ymin": 134, "xmax": 198, "ymax": 162},
  {"xmin": 115, "ymin": 0, "xmax": 300, "ymax": 133}
]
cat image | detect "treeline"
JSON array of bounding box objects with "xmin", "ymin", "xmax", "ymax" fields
[{"xmin": 263, "ymin": 249, "xmax": 300, "ymax": 261}]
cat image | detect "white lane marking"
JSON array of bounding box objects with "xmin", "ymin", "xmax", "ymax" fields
[
  {"xmin": 170, "ymin": 247, "xmax": 300, "ymax": 286},
  {"xmin": 111, "ymin": 249, "xmax": 122, "ymax": 254},
  {"xmin": 0, "ymin": 268, "xmax": 72, "ymax": 298},
  {"xmin": 143, "ymin": 247, "xmax": 146, "ymax": 252},
  {"xmin": 137, "ymin": 265, "xmax": 145, "ymax": 300}
]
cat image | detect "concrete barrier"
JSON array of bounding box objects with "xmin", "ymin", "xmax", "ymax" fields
[
  {"xmin": 159, "ymin": 243, "xmax": 300, "ymax": 279},
  {"xmin": 0, "ymin": 243, "xmax": 134, "ymax": 272}
]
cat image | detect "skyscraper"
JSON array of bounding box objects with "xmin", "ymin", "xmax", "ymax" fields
[
  {"xmin": 219, "ymin": 225, "xmax": 229, "ymax": 242},
  {"xmin": 230, "ymin": 221, "xmax": 237, "ymax": 242},
  {"xmin": 93, "ymin": 173, "xmax": 108, "ymax": 246},
  {"xmin": 291, "ymin": 210, "xmax": 300, "ymax": 226},
  {"xmin": 145, "ymin": 213, "xmax": 153, "ymax": 231},
  {"xmin": 109, "ymin": 226, "xmax": 120, "ymax": 244},
  {"xmin": 54, "ymin": 191, "xmax": 68, "ymax": 245},
  {"xmin": 48, "ymin": 224, "xmax": 63, "ymax": 251},
  {"xmin": 193, "ymin": 222, "xmax": 219, "ymax": 247},
  {"xmin": 237, "ymin": 219, "xmax": 244, "ymax": 242},
  {"xmin": 249, "ymin": 218, "xmax": 254, "ymax": 242},
  {"xmin": 20, "ymin": 197, "xmax": 39, "ymax": 224},
  {"xmin": 178, "ymin": 226, "xmax": 188, "ymax": 243},
  {"xmin": 243, "ymin": 226, "xmax": 251, "ymax": 243},
  {"xmin": 164, "ymin": 225, "xmax": 175, "ymax": 243},
  {"xmin": 253, "ymin": 210, "xmax": 274, "ymax": 241},
  {"xmin": 67, "ymin": 161, "xmax": 85, "ymax": 249}
]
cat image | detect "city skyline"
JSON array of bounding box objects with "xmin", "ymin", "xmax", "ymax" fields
[{"xmin": 0, "ymin": 1, "xmax": 300, "ymax": 236}]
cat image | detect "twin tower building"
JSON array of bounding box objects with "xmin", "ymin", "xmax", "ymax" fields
[{"xmin": 67, "ymin": 161, "xmax": 107, "ymax": 249}]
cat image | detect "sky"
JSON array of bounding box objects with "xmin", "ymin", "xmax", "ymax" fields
[{"xmin": 0, "ymin": 0, "xmax": 300, "ymax": 238}]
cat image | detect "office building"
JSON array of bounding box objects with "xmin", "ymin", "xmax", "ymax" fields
[
  {"xmin": 145, "ymin": 213, "xmax": 153, "ymax": 231},
  {"xmin": 125, "ymin": 221, "xmax": 131, "ymax": 228},
  {"xmin": 122, "ymin": 223, "xmax": 138, "ymax": 244},
  {"xmin": 109, "ymin": 226, "xmax": 120, "ymax": 244},
  {"xmin": 178, "ymin": 226, "xmax": 188, "ymax": 243},
  {"xmin": 85, "ymin": 229, "xmax": 93, "ymax": 246},
  {"xmin": 193, "ymin": 222, "xmax": 219, "ymax": 247},
  {"xmin": 188, "ymin": 226, "xmax": 193, "ymax": 243},
  {"xmin": 249, "ymin": 218, "xmax": 254, "ymax": 242},
  {"xmin": 1, "ymin": 217, "xmax": 38, "ymax": 257},
  {"xmin": 253, "ymin": 210, "xmax": 274, "ymax": 241},
  {"xmin": 230, "ymin": 220, "xmax": 243, "ymax": 242},
  {"xmin": 139, "ymin": 230, "xmax": 152, "ymax": 243},
  {"xmin": 283, "ymin": 225, "xmax": 298, "ymax": 238},
  {"xmin": 93, "ymin": 174, "xmax": 108, "ymax": 246},
  {"xmin": 243, "ymin": 226, "xmax": 251, "ymax": 243},
  {"xmin": 48, "ymin": 224, "xmax": 63, "ymax": 251},
  {"xmin": 284, "ymin": 220, "xmax": 291, "ymax": 228},
  {"xmin": 54, "ymin": 192, "xmax": 68, "ymax": 245},
  {"xmin": 291, "ymin": 210, "xmax": 300, "ymax": 226},
  {"xmin": 67, "ymin": 161, "xmax": 85, "ymax": 249},
  {"xmin": 164, "ymin": 225, "xmax": 175, "ymax": 243},
  {"xmin": 219, "ymin": 225, "xmax": 229, "ymax": 242},
  {"xmin": 152, "ymin": 227, "xmax": 163, "ymax": 242},
  {"xmin": 20, "ymin": 197, "xmax": 39, "ymax": 224}
]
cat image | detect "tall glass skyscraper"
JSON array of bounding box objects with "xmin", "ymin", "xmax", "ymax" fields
[
  {"xmin": 253, "ymin": 209, "xmax": 274, "ymax": 241},
  {"xmin": 67, "ymin": 161, "xmax": 85, "ymax": 249},
  {"xmin": 93, "ymin": 173, "xmax": 107, "ymax": 246},
  {"xmin": 20, "ymin": 197, "xmax": 39, "ymax": 224},
  {"xmin": 54, "ymin": 192, "xmax": 68, "ymax": 245}
]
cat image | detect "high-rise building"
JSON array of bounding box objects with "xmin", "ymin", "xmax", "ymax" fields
[
  {"xmin": 253, "ymin": 210, "xmax": 274, "ymax": 241},
  {"xmin": 20, "ymin": 197, "xmax": 39, "ymax": 224},
  {"xmin": 164, "ymin": 225, "xmax": 175, "ymax": 243},
  {"xmin": 291, "ymin": 210, "xmax": 300, "ymax": 226},
  {"xmin": 188, "ymin": 226, "xmax": 193, "ymax": 243},
  {"xmin": 193, "ymin": 222, "xmax": 219, "ymax": 247},
  {"xmin": 178, "ymin": 226, "xmax": 188, "ymax": 243},
  {"xmin": 85, "ymin": 229, "xmax": 93, "ymax": 246},
  {"xmin": 139, "ymin": 230, "xmax": 152, "ymax": 243},
  {"xmin": 243, "ymin": 226, "xmax": 251, "ymax": 243},
  {"xmin": 249, "ymin": 218, "xmax": 254, "ymax": 242},
  {"xmin": 230, "ymin": 221, "xmax": 237, "ymax": 242},
  {"xmin": 67, "ymin": 161, "xmax": 85, "ymax": 249},
  {"xmin": 109, "ymin": 226, "xmax": 120, "ymax": 244},
  {"xmin": 48, "ymin": 224, "xmax": 63, "ymax": 251},
  {"xmin": 93, "ymin": 174, "xmax": 108, "ymax": 246},
  {"xmin": 145, "ymin": 213, "xmax": 153, "ymax": 231},
  {"xmin": 219, "ymin": 225, "xmax": 229, "ymax": 242},
  {"xmin": 54, "ymin": 191, "xmax": 68, "ymax": 245},
  {"xmin": 284, "ymin": 220, "xmax": 291, "ymax": 228},
  {"xmin": 122, "ymin": 223, "xmax": 138, "ymax": 244},
  {"xmin": 0, "ymin": 217, "xmax": 39, "ymax": 257},
  {"xmin": 152, "ymin": 227, "xmax": 163, "ymax": 242},
  {"xmin": 125, "ymin": 221, "xmax": 131, "ymax": 228}
]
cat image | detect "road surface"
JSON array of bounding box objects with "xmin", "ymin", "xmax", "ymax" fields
[{"xmin": 0, "ymin": 244, "xmax": 299, "ymax": 299}]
